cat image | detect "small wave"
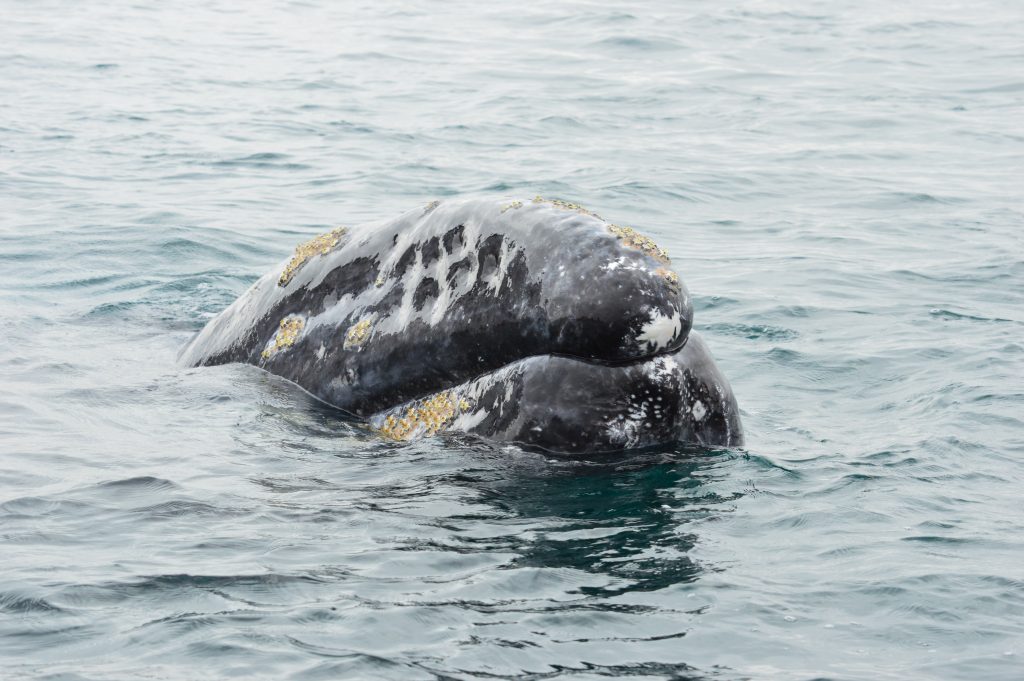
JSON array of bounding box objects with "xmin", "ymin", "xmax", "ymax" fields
[
  {"xmin": 208, "ymin": 153, "xmax": 311, "ymax": 171},
  {"xmin": 929, "ymin": 308, "xmax": 1014, "ymax": 323},
  {"xmin": 901, "ymin": 535, "xmax": 976, "ymax": 544},
  {"xmin": 0, "ymin": 592, "xmax": 66, "ymax": 614},
  {"xmin": 702, "ymin": 322, "xmax": 798, "ymax": 341},
  {"xmin": 93, "ymin": 476, "xmax": 180, "ymax": 493},
  {"xmin": 130, "ymin": 500, "xmax": 243, "ymax": 519},
  {"xmin": 591, "ymin": 35, "xmax": 684, "ymax": 52}
]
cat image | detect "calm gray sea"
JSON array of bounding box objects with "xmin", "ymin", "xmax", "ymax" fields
[{"xmin": 2, "ymin": 1, "xmax": 1022, "ymax": 679}]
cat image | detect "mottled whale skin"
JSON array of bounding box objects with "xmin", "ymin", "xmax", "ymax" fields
[
  {"xmin": 181, "ymin": 197, "xmax": 742, "ymax": 452},
  {"xmin": 370, "ymin": 332, "xmax": 741, "ymax": 453}
]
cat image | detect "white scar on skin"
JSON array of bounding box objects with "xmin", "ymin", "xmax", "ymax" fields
[{"xmin": 637, "ymin": 311, "xmax": 681, "ymax": 351}]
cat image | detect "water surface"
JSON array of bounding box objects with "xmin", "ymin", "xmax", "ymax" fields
[{"xmin": 2, "ymin": 1, "xmax": 1022, "ymax": 679}]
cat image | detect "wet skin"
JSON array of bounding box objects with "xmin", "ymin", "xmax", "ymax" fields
[{"xmin": 181, "ymin": 198, "xmax": 742, "ymax": 452}]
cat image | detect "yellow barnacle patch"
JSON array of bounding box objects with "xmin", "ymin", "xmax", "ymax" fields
[
  {"xmin": 377, "ymin": 392, "xmax": 472, "ymax": 441},
  {"xmin": 501, "ymin": 200, "xmax": 523, "ymax": 213},
  {"xmin": 343, "ymin": 317, "xmax": 374, "ymax": 350},
  {"xmin": 532, "ymin": 196, "xmax": 602, "ymax": 220},
  {"xmin": 424, "ymin": 199, "xmax": 441, "ymax": 214},
  {"xmin": 656, "ymin": 266, "xmax": 680, "ymax": 287},
  {"xmin": 609, "ymin": 224, "xmax": 670, "ymax": 263},
  {"xmin": 261, "ymin": 317, "xmax": 305, "ymax": 359},
  {"xmin": 278, "ymin": 227, "xmax": 347, "ymax": 287}
]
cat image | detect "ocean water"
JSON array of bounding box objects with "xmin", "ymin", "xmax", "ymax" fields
[{"xmin": 1, "ymin": 1, "xmax": 1022, "ymax": 679}]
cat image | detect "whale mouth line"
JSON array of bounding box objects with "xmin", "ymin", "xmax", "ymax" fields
[
  {"xmin": 380, "ymin": 335, "xmax": 694, "ymax": 414},
  {"xmin": 385, "ymin": 333, "xmax": 696, "ymax": 409},
  {"xmin": 540, "ymin": 334, "xmax": 690, "ymax": 369},
  {"xmin": 367, "ymin": 330, "xmax": 743, "ymax": 451}
]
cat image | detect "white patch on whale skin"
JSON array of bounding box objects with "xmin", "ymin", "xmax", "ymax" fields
[
  {"xmin": 636, "ymin": 310, "xmax": 682, "ymax": 352},
  {"xmin": 603, "ymin": 257, "xmax": 648, "ymax": 274},
  {"xmin": 645, "ymin": 354, "xmax": 676, "ymax": 382},
  {"xmin": 480, "ymin": 236, "xmax": 515, "ymax": 295},
  {"xmin": 428, "ymin": 236, "xmax": 453, "ymax": 326},
  {"xmin": 604, "ymin": 396, "xmax": 652, "ymax": 449},
  {"xmin": 310, "ymin": 206, "xmax": 529, "ymax": 349},
  {"xmin": 692, "ymin": 400, "xmax": 706, "ymax": 421},
  {"xmin": 603, "ymin": 354, "xmax": 683, "ymax": 448},
  {"xmin": 452, "ymin": 405, "xmax": 489, "ymax": 432},
  {"xmin": 393, "ymin": 247, "xmax": 423, "ymax": 332}
]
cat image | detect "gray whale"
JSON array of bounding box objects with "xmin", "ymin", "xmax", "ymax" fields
[{"xmin": 181, "ymin": 197, "xmax": 742, "ymax": 453}]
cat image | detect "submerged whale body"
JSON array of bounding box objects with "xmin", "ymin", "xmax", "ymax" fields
[{"xmin": 181, "ymin": 197, "xmax": 742, "ymax": 452}]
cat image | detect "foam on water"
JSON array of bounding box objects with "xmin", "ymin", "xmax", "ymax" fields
[{"xmin": 1, "ymin": 1, "xmax": 1022, "ymax": 679}]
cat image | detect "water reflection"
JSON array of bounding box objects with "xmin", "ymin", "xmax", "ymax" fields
[
  {"xmin": 448, "ymin": 445, "xmax": 744, "ymax": 597},
  {"xmin": 241, "ymin": 383, "xmax": 745, "ymax": 602}
]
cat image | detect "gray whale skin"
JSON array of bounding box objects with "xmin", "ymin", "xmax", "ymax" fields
[{"xmin": 180, "ymin": 197, "xmax": 743, "ymax": 453}]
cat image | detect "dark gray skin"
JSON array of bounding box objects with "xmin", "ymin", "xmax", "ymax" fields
[
  {"xmin": 369, "ymin": 332, "xmax": 742, "ymax": 453},
  {"xmin": 181, "ymin": 197, "xmax": 742, "ymax": 452}
]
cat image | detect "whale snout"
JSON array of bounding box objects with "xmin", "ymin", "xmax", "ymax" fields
[
  {"xmin": 183, "ymin": 197, "xmax": 742, "ymax": 453},
  {"xmin": 544, "ymin": 251, "xmax": 693, "ymax": 363}
]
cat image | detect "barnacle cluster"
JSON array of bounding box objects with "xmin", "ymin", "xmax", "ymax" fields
[
  {"xmin": 655, "ymin": 266, "xmax": 680, "ymax": 287},
  {"xmin": 501, "ymin": 200, "xmax": 523, "ymax": 213},
  {"xmin": 261, "ymin": 317, "xmax": 305, "ymax": 359},
  {"xmin": 532, "ymin": 196, "xmax": 603, "ymax": 220},
  {"xmin": 344, "ymin": 317, "xmax": 374, "ymax": 349},
  {"xmin": 378, "ymin": 391, "xmax": 472, "ymax": 441},
  {"xmin": 424, "ymin": 200, "xmax": 441, "ymax": 214},
  {"xmin": 609, "ymin": 224, "xmax": 670, "ymax": 263},
  {"xmin": 278, "ymin": 227, "xmax": 347, "ymax": 287}
]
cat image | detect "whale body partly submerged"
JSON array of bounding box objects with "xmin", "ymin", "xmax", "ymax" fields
[{"xmin": 180, "ymin": 197, "xmax": 742, "ymax": 453}]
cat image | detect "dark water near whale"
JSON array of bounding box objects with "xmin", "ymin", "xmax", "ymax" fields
[{"xmin": 2, "ymin": 1, "xmax": 1022, "ymax": 679}]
